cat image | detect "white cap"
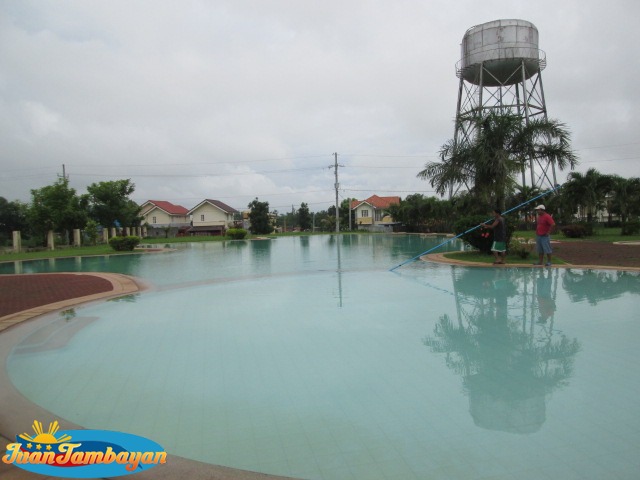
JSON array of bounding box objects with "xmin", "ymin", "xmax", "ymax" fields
[{"xmin": 535, "ymin": 204, "xmax": 545, "ymax": 210}]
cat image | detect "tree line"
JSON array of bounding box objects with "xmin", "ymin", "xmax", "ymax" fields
[
  {"xmin": 0, "ymin": 178, "xmax": 140, "ymax": 247},
  {"xmin": 386, "ymin": 169, "xmax": 640, "ymax": 234},
  {"xmin": 406, "ymin": 110, "xmax": 639, "ymax": 235}
]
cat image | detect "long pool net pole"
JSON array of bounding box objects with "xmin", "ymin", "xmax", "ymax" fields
[{"xmin": 389, "ymin": 184, "xmax": 562, "ymax": 272}]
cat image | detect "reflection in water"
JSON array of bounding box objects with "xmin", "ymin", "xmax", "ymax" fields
[
  {"xmin": 424, "ymin": 268, "xmax": 580, "ymax": 434},
  {"xmin": 106, "ymin": 294, "xmax": 140, "ymax": 303},
  {"xmin": 0, "ymin": 254, "xmax": 144, "ymax": 276},
  {"xmin": 328, "ymin": 235, "xmax": 344, "ymax": 306},
  {"xmin": 562, "ymin": 269, "xmax": 640, "ymax": 305},
  {"xmin": 13, "ymin": 311, "xmax": 99, "ymax": 355}
]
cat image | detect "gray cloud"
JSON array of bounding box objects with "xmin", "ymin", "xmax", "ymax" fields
[{"xmin": 1, "ymin": 0, "xmax": 639, "ymax": 212}]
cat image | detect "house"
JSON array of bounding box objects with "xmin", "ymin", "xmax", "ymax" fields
[
  {"xmin": 350, "ymin": 195, "xmax": 401, "ymax": 231},
  {"xmin": 187, "ymin": 199, "xmax": 239, "ymax": 236},
  {"xmin": 140, "ymin": 200, "xmax": 190, "ymax": 237}
]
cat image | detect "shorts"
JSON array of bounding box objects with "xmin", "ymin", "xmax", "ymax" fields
[
  {"xmin": 536, "ymin": 235, "xmax": 553, "ymax": 254},
  {"xmin": 491, "ymin": 241, "xmax": 506, "ymax": 253}
]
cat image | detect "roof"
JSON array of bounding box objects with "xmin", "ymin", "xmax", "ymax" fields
[
  {"xmin": 188, "ymin": 199, "xmax": 239, "ymax": 215},
  {"xmin": 142, "ymin": 200, "xmax": 189, "ymax": 215},
  {"xmin": 350, "ymin": 195, "xmax": 401, "ymax": 210}
]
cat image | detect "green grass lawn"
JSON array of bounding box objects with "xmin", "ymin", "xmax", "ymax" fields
[
  {"xmin": 0, "ymin": 231, "xmax": 336, "ymax": 262},
  {"xmin": 1, "ymin": 228, "xmax": 637, "ymax": 264}
]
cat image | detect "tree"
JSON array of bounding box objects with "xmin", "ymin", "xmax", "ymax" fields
[
  {"xmin": 608, "ymin": 175, "xmax": 640, "ymax": 230},
  {"xmin": 248, "ymin": 198, "xmax": 272, "ymax": 234},
  {"xmin": 387, "ymin": 194, "xmax": 454, "ymax": 232},
  {"xmin": 339, "ymin": 198, "xmax": 354, "ymax": 230},
  {"xmin": 505, "ymin": 184, "xmax": 542, "ymax": 230},
  {"xmin": 298, "ymin": 203, "xmax": 312, "ymax": 231},
  {"xmin": 0, "ymin": 197, "xmax": 29, "ymax": 243},
  {"xmin": 28, "ymin": 178, "xmax": 87, "ymax": 244},
  {"xmin": 85, "ymin": 179, "xmax": 141, "ymax": 230},
  {"xmin": 419, "ymin": 111, "xmax": 577, "ymax": 212},
  {"xmin": 84, "ymin": 219, "xmax": 100, "ymax": 246},
  {"xmin": 561, "ymin": 169, "xmax": 613, "ymax": 222}
]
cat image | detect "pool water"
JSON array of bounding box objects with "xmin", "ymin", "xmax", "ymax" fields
[{"xmin": 5, "ymin": 235, "xmax": 640, "ymax": 479}]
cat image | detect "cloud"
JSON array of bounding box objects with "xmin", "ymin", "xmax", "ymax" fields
[{"xmin": 1, "ymin": 0, "xmax": 639, "ymax": 210}]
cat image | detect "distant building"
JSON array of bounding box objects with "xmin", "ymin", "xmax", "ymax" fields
[
  {"xmin": 140, "ymin": 200, "xmax": 190, "ymax": 237},
  {"xmin": 350, "ymin": 195, "xmax": 401, "ymax": 231},
  {"xmin": 187, "ymin": 199, "xmax": 239, "ymax": 236}
]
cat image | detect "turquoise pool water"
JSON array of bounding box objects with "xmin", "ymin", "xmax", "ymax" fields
[{"xmin": 5, "ymin": 235, "xmax": 640, "ymax": 479}]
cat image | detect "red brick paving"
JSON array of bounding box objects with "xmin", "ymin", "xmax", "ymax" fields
[
  {"xmin": 553, "ymin": 241, "xmax": 640, "ymax": 268},
  {"xmin": 0, "ymin": 274, "xmax": 113, "ymax": 317}
]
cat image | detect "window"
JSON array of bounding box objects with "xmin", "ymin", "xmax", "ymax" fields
[
  {"xmin": 375, "ymin": 210, "xmax": 383, "ymax": 221},
  {"xmin": 200, "ymin": 214, "xmax": 205, "ymax": 221},
  {"xmin": 152, "ymin": 216, "xmax": 157, "ymax": 224},
  {"xmin": 361, "ymin": 209, "xmax": 369, "ymax": 218}
]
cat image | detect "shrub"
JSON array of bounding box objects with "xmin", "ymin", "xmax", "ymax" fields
[
  {"xmin": 109, "ymin": 235, "xmax": 141, "ymax": 251},
  {"xmin": 226, "ymin": 228, "xmax": 248, "ymax": 240},
  {"xmin": 621, "ymin": 221, "xmax": 640, "ymax": 236},
  {"xmin": 453, "ymin": 215, "xmax": 512, "ymax": 254},
  {"xmin": 561, "ymin": 224, "xmax": 590, "ymax": 238},
  {"xmin": 509, "ymin": 238, "xmax": 533, "ymax": 259}
]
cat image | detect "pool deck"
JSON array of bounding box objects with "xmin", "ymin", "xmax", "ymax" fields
[
  {"xmin": 422, "ymin": 253, "xmax": 640, "ymax": 271},
  {"xmin": 1, "ymin": 257, "xmax": 638, "ymax": 479}
]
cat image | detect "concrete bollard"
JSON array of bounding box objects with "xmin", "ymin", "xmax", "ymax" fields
[{"xmin": 12, "ymin": 231, "xmax": 22, "ymax": 253}]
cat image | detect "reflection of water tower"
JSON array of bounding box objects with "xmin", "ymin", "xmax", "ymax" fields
[{"xmin": 454, "ymin": 19, "xmax": 555, "ymax": 189}]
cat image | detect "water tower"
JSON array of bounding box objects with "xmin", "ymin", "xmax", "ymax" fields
[{"xmin": 454, "ymin": 19, "xmax": 556, "ymax": 190}]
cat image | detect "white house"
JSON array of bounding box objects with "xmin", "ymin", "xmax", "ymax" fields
[
  {"xmin": 350, "ymin": 195, "xmax": 401, "ymax": 230},
  {"xmin": 140, "ymin": 200, "xmax": 190, "ymax": 237},
  {"xmin": 187, "ymin": 199, "xmax": 239, "ymax": 236}
]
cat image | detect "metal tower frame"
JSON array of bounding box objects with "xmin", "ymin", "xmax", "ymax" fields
[{"xmin": 453, "ymin": 54, "xmax": 558, "ymax": 192}]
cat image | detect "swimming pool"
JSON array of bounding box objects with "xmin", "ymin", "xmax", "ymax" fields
[{"xmin": 4, "ymin": 235, "xmax": 640, "ymax": 479}]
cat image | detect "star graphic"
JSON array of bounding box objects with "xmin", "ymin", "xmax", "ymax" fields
[
  {"xmin": 26, "ymin": 443, "xmax": 32, "ymax": 449},
  {"xmin": 46, "ymin": 445, "xmax": 52, "ymax": 451},
  {"xmin": 36, "ymin": 444, "xmax": 42, "ymax": 450}
]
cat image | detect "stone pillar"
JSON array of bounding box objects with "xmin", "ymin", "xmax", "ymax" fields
[
  {"xmin": 103, "ymin": 229, "xmax": 109, "ymax": 243},
  {"xmin": 47, "ymin": 230, "xmax": 55, "ymax": 251},
  {"xmin": 142, "ymin": 226, "xmax": 148, "ymax": 237},
  {"xmin": 125, "ymin": 227, "xmax": 131, "ymax": 236},
  {"xmin": 73, "ymin": 229, "xmax": 82, "ymax": 247},
  {"xmin": 12, "ymin": 231, "xmax": 21, "ymax": 253},
  {"xmin": 110, "ymin": 227, "xmax": 117, "ymax": 238}
]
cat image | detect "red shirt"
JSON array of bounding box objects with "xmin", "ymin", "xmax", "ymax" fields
[{"xmin": 536, "ymin": 211, "xmax": 555, "ymax": 236}]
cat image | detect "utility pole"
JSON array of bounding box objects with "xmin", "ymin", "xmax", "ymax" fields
[
  {"xmin": 58, "ymin": 164, "xmax": 69, "ymax": 181},
  {"xmin": 333, "ymin": 152, "xmax": 339, "ymax": 233}
]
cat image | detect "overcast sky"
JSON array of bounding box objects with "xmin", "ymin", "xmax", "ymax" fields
[{"xmin": 1, "ymin": 0, "xmax": 639, "ymax": 213}]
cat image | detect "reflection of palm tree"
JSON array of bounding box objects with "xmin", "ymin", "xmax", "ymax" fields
[
  {"xmin": 424, "ymin": 269, "xmax": 580, "ymax": 434},
  {"xmin": 562, "ymin": 270, "xmax": 640, "ymax": 305}
]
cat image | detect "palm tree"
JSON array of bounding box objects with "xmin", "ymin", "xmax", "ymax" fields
[
  {"xmin": 506, "ymin": 184, "xmax": 542, "ymax": 230},
  {"xmin": 418, "ymin": 111, "xmax": 577, "ymax": 212},
  {"xmin": 561, "ymin": 168, "xmax": 613, "ymax": 222},
  {"xmin": 608, "ymin": 175, "xmax": 640, "ymax": 230}
]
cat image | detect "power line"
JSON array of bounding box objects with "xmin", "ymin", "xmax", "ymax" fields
[{"xmin": 70, "ymin": 165, "xmax": 329, "ymax": 178}]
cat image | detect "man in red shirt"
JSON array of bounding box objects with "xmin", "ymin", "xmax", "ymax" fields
[{"xmin": 534, "ymin": 204, "xmax": 556, "ymax": 266}]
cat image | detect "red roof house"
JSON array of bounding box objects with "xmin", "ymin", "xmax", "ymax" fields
[{"xmin": 350, "ymin": 195, "xmax": 401, "ymax": 228}]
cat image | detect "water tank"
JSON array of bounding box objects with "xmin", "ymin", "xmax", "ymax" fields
[{"xmin": 457, "ymin": 19, "xmax": 546, "ymax": 86}]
